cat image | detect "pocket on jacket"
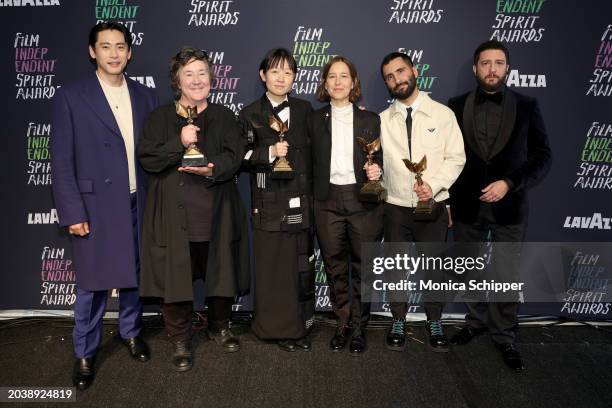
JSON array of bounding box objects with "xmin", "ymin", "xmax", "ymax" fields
[
  {"xmin": 147, "ymin": 183, "xmax": 166, "ymax": 247},
  {"xmin": 298, "ymin": 254, "xmax": 315, "ymax": 302},
  {"xmin": 420, "ymin": 130, "xmax": 443, "ymax": 150},
  {"xmin": 259, "ymin": 192, "xmax": 283, "ymax": 226}
]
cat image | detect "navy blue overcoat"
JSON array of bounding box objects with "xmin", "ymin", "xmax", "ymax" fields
[{"xmin": 51, "ymin": 74, "xmax": 157, "ymax": 290}]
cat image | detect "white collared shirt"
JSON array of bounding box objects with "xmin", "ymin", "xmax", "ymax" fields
[
  {"xmin": 330, "ymin": 102, "xmax": 356, "ymax": 185},
  {"xmin": 399, "ymin": 91, "xmax": 423, "ymax": 122}
]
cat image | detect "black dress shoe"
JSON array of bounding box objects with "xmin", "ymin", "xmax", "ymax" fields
[
  {"xmin": 349, "ymin": 329, "xmax": 367, "ymax": 355},
  {"xmin": 172, "ymin": 340, "xmax": 193, "ymax": 372},
  {"xmin": 209, "ymin": 328, "xmax": 241, "ymax": 353},
  {"xmin": 450, "ymin": 326, "xmax": 487, "ymax": 346},
  {"xmin": 495, "ymin": 343, "xmax": 525, "ymax": 372},
  {"xmin": 425, "ymin": 320, "xmax": 449, "ymax": 353},
  {"xmin": 329, "ymin": 326, "xmax": 351, "ymax": 352},
  {"xmin": 386, "ymin": 319, "xmax": 406, "ymax": 351},
  {"xmin": 277, "ymin": 340, "xmax": 297, "ymax": 352},
  {"xmin": 72, "ymin": 357, "xmax": 95, "ymax": 391},
  {"xmin": 120, "ymin": 335, "xmax": 151, "ymax": 362},
  {"xmin": 295, "ymin": 337, "xmax": 312, "ymax": 352}
]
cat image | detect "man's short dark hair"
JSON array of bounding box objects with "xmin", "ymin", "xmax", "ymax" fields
[
  {"xmin": 259, "ymin": 48, "xmax": 297, "ymax": 73},
  {"xmin": 169, "ymin": 47, "xmax": 215, "ymax": 100},
  {"xmin": 380, "ymin": 52, "xmax": 413, "ymax": 79},
  {"xmin": 88, "ymin": 21, "xmax": 132, "ymax": 49},
  {"xmin": 473, "ymin": 40, "xmax": 510, "ymax": 65}
]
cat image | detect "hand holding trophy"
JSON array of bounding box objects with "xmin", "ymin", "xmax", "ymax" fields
[
  {"xmin": 402, "ymin": 155, "xmax": 441, "ymax": 221},
  {"xmin": 176, "ymin": 101, "xmax": 208, "ymax": 167},
  {"xmin": 357, "ymin": 137, "xmax": 387, "ymax": 203},
  {"xmin": 269, "ymin": 115, "xmax": 294, "ymax": 180}
]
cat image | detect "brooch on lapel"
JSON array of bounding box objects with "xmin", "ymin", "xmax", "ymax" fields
[{"xmin": 361, "ymin": 128, "xmax": 373, "ymax": 141}]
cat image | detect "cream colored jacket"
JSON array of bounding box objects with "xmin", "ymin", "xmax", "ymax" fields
[{"xmin": 380, "ymin": 93, "xmax": 465, "ymax": 208}]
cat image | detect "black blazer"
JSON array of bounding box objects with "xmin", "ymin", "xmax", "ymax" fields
[
  {"xmin": 447, "ymin": 89, "xmax": 551, "ymax": 225},
  {"xmin": 239, "ymin": 94, "xmax": 314, "ymax": 231},
  {"xmin": 308, "ymin": 105, "xmax": 382, "ymax": 201}
]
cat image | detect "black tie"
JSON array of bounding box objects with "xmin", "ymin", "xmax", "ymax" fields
[
  {"xmin": 405, "ymin": 107, "xmax": 413, "ymax": 159},
  {"xmin": 272, "ymin": 100, "xmax": 290, "ymax": 115}
]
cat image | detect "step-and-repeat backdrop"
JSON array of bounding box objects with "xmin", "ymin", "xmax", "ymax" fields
[{"xmin": 1, "ymin": 0, "xmax": 610, "ymax": 320}]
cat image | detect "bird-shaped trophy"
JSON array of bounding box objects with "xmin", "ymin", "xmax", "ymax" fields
[
  {"xmin": 403, "ymin": 155, "xmax": 439, "ymax": 220},
  {"xmin": 269, "ymin": 115, "xmax": 294, "ymax": 180},
  {"xmin": 357, "ymin": 137, "xmax": 387, "ymax": 203},
  {"xmin": 176, "ymin": 101, "xmax": 207, "ymax": 167}
]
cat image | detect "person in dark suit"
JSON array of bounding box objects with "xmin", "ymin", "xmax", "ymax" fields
[
  {"xmin": 138, "ymin": 48, "xmax": 249, "ymax": 372},
  {"xmin": 239, "ymin": 48, "xmax": 315, "ymax": 352},
  {"xmin": 308, "ymin": 56, "xmax": 383, "ymax": 354},
  {"xmin": 447, "ymin": 40, "xmax": 552, "ymax": 372},
  {"xmin": 51, "ymin": 22, "xmax": 158, "ymax": 390}
]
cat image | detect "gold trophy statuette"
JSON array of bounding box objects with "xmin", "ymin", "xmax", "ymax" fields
[
  {"xmin": 357, "ymin": 137, "xmax": 387, "ymax": 203},
  {"xmin": 176, "ymin": 101, "xmax": 208, "ymax": 167},
  {"xmin": 269, "ymin": 115, "xmax": 294, "ymax": 180},
  {"xmin": 402, "ymin": 155, "xmax": 439, "ymax": 220}
]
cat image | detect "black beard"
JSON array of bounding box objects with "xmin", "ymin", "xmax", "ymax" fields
[
  {"xmin": 390, "ymin": 75, "xmax": 416, "ymax": 100},
  {"xmin": 476, "ymin": 74, "xmax": 505, "ymax": 92}
]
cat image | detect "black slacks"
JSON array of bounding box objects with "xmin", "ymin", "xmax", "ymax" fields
[
  {"xmin": 315, "ymin": 184, "xmax": 383, "ymax": 328},
  {"xmin": 162, "ymin": 242, "xmax": 234, "ymax": 343},
  {"xmin": 453, "ymin": 203, "xmax": 525, "ymax": 345},
  {"xmin": 383, "ymin": 201, "xmax": 448, "ymax": 320}
]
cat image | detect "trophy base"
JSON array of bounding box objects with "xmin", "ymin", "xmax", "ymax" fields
[
  {"xmin": 182, "ymin": 154, "xmax": 208, "ymax": 167},
  {"xmin": 359, "ymin": 182, "xmax": 387, "ymax": 203},
  {"xmin": 271, "ymin": 158, "xmax": 294, "ymax": 180},
  {"xmin": 270, "ymin": 169, "xmax": 295, "ymax": 180},
  {"xmin": 413, "ymin": 199, "xmax": 443, "ymax": 221}
]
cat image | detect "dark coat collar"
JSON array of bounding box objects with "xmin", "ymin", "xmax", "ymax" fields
[{"xmin": 79, "ymin": 73, "xmax": 145, "ymax": 141}]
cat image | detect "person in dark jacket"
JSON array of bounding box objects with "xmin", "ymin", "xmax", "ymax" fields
[
  {"xmin": 138, "ymin": 47, "xmax": 249, "ymax": 371},
  {"xmin": 239, "ymin": 48, "xmax": 315, "ymax": 352},
  {"xmin": 447, "ymin": 40, "xmax": 551, "ymax": 372},
  {"xmin": 308, "ymin": 56, "xmax": 383, "ymax": 354},
  {"xmin": 51, "ymin": 22, "xmax": 157, "ymax": 391}
]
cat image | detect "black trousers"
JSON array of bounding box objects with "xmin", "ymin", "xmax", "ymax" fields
[
  {"xmin": 162, "ymin": 242, "xmax": 234, "ymax": 343},
  {"xmin": 314, "ymin": 184, "xmax": 383, "ymax": 328},
  {"xmin": 383, "ymin": 201, "xmax": 448, "ymax": 320},
  {"xmin": 453, "ymin": 203, "xmax": 525, "ymax": 345}
]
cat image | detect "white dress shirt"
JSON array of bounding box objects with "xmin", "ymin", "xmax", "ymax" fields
[{"xmin": 330, "ymin": 102, "xmax": 356, "ymax": 185}]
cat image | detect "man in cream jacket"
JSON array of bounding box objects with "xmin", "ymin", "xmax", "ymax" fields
[{"xmin": 379, "ymin": 52, "xmax": 465, "ymax": 353}]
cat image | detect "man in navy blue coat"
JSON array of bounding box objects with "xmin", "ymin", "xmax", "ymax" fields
[{"xmin": 51, "ymin": 22, "xmax": 157, "ymax": 390}]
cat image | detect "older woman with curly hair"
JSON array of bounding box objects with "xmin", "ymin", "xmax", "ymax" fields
[{"xmin": 138, "ymin": 47, "xmax": 249, "ymax": 371}]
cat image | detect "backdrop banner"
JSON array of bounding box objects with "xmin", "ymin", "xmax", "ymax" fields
[{"xmin": 1, "ymin": 0, "xmax": 611, "ymax": 321}]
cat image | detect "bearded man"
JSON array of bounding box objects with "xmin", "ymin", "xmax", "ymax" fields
[{"xmin": 447, "ymin": 40, "xmax": 551, "ymax": 372}]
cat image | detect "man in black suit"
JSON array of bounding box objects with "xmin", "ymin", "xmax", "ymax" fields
[{"xmin": 447, "ymin": 40, "xmax": 552, "ymax": 372}]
